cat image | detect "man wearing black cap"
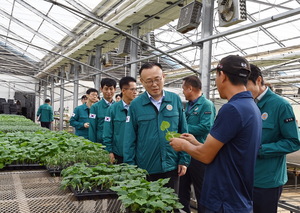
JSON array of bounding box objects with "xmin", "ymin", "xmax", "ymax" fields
[{"xmin": 170, "ymin": 55, "xmax": 262, "ymax": 213}]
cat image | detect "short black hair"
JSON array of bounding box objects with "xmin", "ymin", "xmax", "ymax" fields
[
  {"xmin": 217, "ymin": 69, "xmax": 248, "ymax": 87},
  {"xmin": 45, "ymin": 99, "xmax": 50, "ymax": 103},
  {"xmin": 86, "ymin": 88, "xmax": 98, "ymax": 95},
  {"xmin": 81, "ymin": 95, "xmax": 87, "ymax": 100},
  {"xmin": 101, "ymin": 78, "xmax": 117, "ymax": 88},
  {"xmin": 139, "ymin": 62, "xmax": 163, "ymax": 75},
  {"xmin": 249, "ymin": 64, "xmax": 264, "ymax": 85},
  {"xmin": 115, "ymin": 93, "xmax": 122, "ymax": 98},
  {"xmin": 183, "ymin": 76, "xmax": 202, "ymax": 90},
  {"xmin": 119, "ymin": 76, "xmax": 136, "ymax": 90}
]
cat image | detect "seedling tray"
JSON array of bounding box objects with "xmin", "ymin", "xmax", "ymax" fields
[
  {"xmin": 46, "ymin": 166, "xmax": 64, "ymax": 176},
  {"xmin": 68, "ymin": 185, "xmax": 117, "ymax": 200},
  {"xmin": 5, "ymin": 163, "xmax": 45, "ymax": 170}
]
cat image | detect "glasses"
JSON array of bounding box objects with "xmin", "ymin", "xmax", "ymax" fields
[
  {"xmin": 124, "ymin": 88, "xmax": 138, "ymax": 92},
  {"xmin": 141, "ymin": 76, "xmax": 163, "ymax": 86}
]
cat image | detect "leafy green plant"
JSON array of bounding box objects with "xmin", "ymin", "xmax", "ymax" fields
[
  {"xmin": 60, "ymin": 163, "xmax": 148, "ymax": 192},
  {"xmin": 160, "ymin": 121, "xmax": 181, "ymax": 141},
  {"xmin": 111, "ymin": 178, "xmax": 183, "ymax": 213}
]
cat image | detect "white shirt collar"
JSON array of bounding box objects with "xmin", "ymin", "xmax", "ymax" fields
[
  {"xmin": 122, "ymin": 99, "xmax": 129, "ymax": 110},
  {"xmin": 257, "ymin": 86, "xmax": 268, "ymax": 102},
  {"xmin": 146, "ymin": 90, "xmax": 165, "ymax": 102},
  {"xmin": 103, "ymin": 98, "xmax": 114, "ymax": 106}
]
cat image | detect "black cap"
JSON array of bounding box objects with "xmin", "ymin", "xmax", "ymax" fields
[{"xmin": 211, "ymin": 55, "xmax": 251, "ymax": 78}]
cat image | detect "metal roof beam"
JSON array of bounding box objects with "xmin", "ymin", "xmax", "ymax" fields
[
  {"xmin": 247, "ymin": 0, "xmax": 293, "ymax": 10},
  {"xmin": 0, "ymin": 9, "xmax": 61, "ymax": 49},
  {"xmin": 0, "ymin": 44, "xmax": 39, "ymax": 69},
  {"xmin": 15, "ymin": 0, "xmax": 77, "ymax": 39},
  {"xmin": 247, "ymin": 13, "xmax": 285, "ymax": 48}
]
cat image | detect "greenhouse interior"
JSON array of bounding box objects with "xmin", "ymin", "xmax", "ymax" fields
[{"xmin": 0, "ymin": 0, "xmax": 300, "ymax": 212}]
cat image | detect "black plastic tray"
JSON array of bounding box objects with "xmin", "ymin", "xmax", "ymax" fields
[
  {"xmin": 68, "ymin": 185, "xmax": 117, "ymax": 200},
  {"xmin": 46, "ymin": 166, "xmax": 64, "ymax": 176},
  {"xmin": 4, "ymin": 163, "xmax": 45, "ymax": 170}
]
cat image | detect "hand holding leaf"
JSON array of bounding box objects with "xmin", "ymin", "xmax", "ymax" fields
[{"xmin": 160, "ymin": 121, "xmax": 181, "ymax": 141}]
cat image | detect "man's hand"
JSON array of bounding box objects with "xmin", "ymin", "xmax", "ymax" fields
[
  {"xmin": 180, "ymin": 133, "xmax": 199, "ymax": 146},
  {"xmin": 51, "ymin": 121, "xmax": 53, "ymax": 124},
  {"xmin": 178, "ymin": 165, "xmax": 187, "ymax": 177},
  {"xmin": 109, "ymin": 153, "xmax": 115, "ymax": 163},
  {"xmin": 84, "ymin": 123, "xmax": 89, "ymax": 128},
  {"xmin": 169, "ymin": 138, "xmax": 188, "ymax": 152}
]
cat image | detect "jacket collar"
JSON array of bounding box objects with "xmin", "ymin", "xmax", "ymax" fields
[
  {"xmin": 257, "ymin": 87, "xmax": 273, "ymax": 109},
  {"xmin": 141, "ymin": 90, "xmax": 171, "ymax": 106},
  {"xmin": 186, "ymin": 94, "xmax": 205, "ymax": 116}
]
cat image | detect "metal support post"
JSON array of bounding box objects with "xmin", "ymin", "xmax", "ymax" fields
[
  {"xmin": 43, "ymin": 79, "xmax": 47, "ymax": 101},
  {"xmin": 199, "ymin": 0, "xmax": 214, "ymax": 99},
  {"xmin": 94, "ymin": 45, "xmax": 102, "ymax": 91},
  {"xmin": 50, "ymin": 76, "xmax": 54, "ymax": 130},
  {"xmin": 130, "ymin": 23, "xmax": 139, "ymax": 79},
  {"xmin": 73, "ymin": 62, "xmax": 79, "ymax": 134},
  {"xmin": 59, "ymin": 66, "xmax": 65, "ymax": 131}
]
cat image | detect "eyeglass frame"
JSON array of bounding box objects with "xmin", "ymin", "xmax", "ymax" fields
[
  {"xmin": 123, "ymin": 88, "xmax": 138, "ymax": 92},
  {"xmin": 140, "ymin": 76, "xmax": 163, "ymax": 86}
]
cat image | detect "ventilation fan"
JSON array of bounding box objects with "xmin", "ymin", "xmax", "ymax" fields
[
  {"xmin": 176, "ymin": 1, "xmax": 202, "ymax": 34},
  {"xmin": 218, "ymin": 0, "xmax": 247, "ymax": 27},
  {"xmin": 101, "ymin": 53, "xmax": 112, "ymax": 67},
  {"xmin": 140, "ymin": 32, "xmax": 156, "ymax": 53},
  {"xmin": 117, "ymin": 37, "xmax": 131, "ymax": 57},
  {"xmin": 87, "ymin": 55, "xmax": 95, "ymax": 66}
]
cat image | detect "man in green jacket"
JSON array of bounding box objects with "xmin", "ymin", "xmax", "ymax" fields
[
  {"xmin": 89, "ymin": 78, "xmax": 116, "ymax": 143},
  {"xmin": 103, "ymin": 76, "xmax": 137, "ymax": 164},
  {"xmin": 179, "ymin": 76, "xmax": 216, "ymax": 213},
  {"xmin": 246, "ymin": 64, "xmax": 300, "ymax": 213},
  {"xmin": 36, "ymin": 99, "xmax": 54, "ymax": 129},
  {"xmin": 124, "ymin": 62, "xmax": 190, "ymax": 193},
  {"xmin": 70, "ymin": 88, "xmax": 98, "ymax": 139}
]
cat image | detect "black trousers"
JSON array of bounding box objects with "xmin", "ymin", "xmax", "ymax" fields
[
  {"xmin": 114, "ymin": 153, "xmax": 124, "ymax": 164},
  {"xmin": 179, "ymin": 157, "xmax": 206, "ymax": 213},
  {"xmin": 146, "ymin": 169, "xmax": 179, "ymax": 194},
  {"xmin": 253, "ymin": 186, "xmax": 283, "ymax": 213},
  {"xmin": 41, "ymin": 122, "xmax": 51, "ymax": 130}
]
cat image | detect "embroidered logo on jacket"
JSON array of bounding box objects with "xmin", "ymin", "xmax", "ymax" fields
[
  {"xmin": 89, "ymin": 114, "xmax": 96, "ymax": 119},
  {"xmin": 105, "ymin": 116, "xmax": 111, "ymax": 122}
]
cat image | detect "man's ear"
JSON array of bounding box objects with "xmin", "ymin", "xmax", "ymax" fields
[
  {"xmin": 257, "ymin": 76, "xmax": 262, "ymax": 86},
  {"xmin": 220, "ymin": 71, "xmax": 226, "ymax": 83}
]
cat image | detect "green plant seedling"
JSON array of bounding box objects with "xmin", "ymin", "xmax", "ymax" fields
[{"xmin": 160, "ymin": 121, "xmax": 181, "ymax": 141}]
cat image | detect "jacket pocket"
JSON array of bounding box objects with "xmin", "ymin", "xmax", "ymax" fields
[{"xmin": 164, "ymin": 112, "xmax": 179, "ymax": 129}]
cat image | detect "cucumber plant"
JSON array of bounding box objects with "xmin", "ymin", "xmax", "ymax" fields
[
  {"xmin": 160, "ymin": 121, "xmax": 181, "ymax": 141},
  {"xmin": 111, "ymin": 178, "xmax": 183, "ymax": 213}
]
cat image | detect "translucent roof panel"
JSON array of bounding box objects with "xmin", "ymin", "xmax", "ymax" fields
[{"xmin": 0, "ymin": 0, "xmax": 99, "ymax": 65}]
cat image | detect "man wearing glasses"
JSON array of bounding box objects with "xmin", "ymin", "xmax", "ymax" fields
[
  {"xmin": 124, "ymin": 62, "xmax": 190, "ymax": 193},
  {"xmin": 103, "ymin": 77, "xmax": 137, "ymax": 164}
]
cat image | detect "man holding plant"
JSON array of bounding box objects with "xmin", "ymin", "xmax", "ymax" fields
[
  {"xmin": 179, "ymin": 76, "xmax": 216, "ymax": 213},
  {"xmin": 124, "ymin": 62, "xmax": 190, "ymax": 193},
  {"xmin": 103, "ymin": 77, "xmax": 137, "ymax": 164},
  {"xmin": 169, "ymin": 55, "xmax": 262, "ymax": 213}
]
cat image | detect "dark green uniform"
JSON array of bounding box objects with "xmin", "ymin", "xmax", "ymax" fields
[
  {"xmin": 103, "ymin": 100, "xmax": 127, "ymax": 157},
  {"xmin": 89, "ymin": 99, "xmax": 113, "ymax": 143},
  {"xmin": 69, "ymin": 103, "xmax": 89, "ymax": 139},
  {"xmin": 124, "ymin": 90, "xmax": 190, "ymax": 175},
  {"xmin": 36, "ymin": 103, "xmax": 53, "ymax": 122},
  {"xmin": 185, "ymin": 95, "xmax": 216, "ymax": 143},
  {"xmin": 255, "ymin": 88, "xmax": 300, "ymax": 188}
]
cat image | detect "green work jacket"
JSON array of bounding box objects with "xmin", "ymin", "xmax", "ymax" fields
[
  {"xmin": 103, "ymin": 100, "xmax": 127, "ymax": 157},
  {"xmin": 89, "ymin": 99, "xmax": 113, "ymax": 143},
  {"xmin": 185, "ymin": 94, "xmax": 216, "ymax": 144},
  {"xmin": 36, "ymin": 103, "xmax": 53, "ymax": 122},
  {"xmin": 69, "ymin": 103, "xmax": 89, "ymax": 139},
  {"xmin": 124, "ymin": 90, "xmax": 190, "ymax": 175},
  {"xmin": 255, "ymin": 88, "xmax": 300, "ymax": 188}
]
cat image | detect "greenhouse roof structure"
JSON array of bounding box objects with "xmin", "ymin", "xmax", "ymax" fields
[{"xmin": 1, "ymin": 0, "xmax": 300, "ymax": 103}]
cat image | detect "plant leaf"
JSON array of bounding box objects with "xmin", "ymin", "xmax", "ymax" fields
[{"xmin": 160, "ymin": 121, "xmax": 170, "ymax": 131}]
